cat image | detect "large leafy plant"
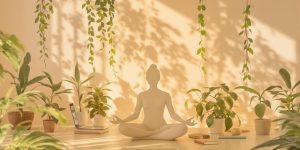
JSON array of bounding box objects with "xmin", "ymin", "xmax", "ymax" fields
[
  {"xmin": 187, "ymin": 83, "xmax": 239, "ymax": 131},
  {"xmin": 271, "ymin": 68, "xmax": 300, "ymax": 112},
  {"xmin": 84, "ymin": 83, "xmax": 111, "ymax": 118},
  {"xmin": 252, "ymin": 111, "xmax": 300, "ymax": 150},
  {"xmin": 66, "ymin": 62, "xmax": 93, "ymax": 112},
  {"xmin": 5, "ymin": 53, "xmax": 45, "ymax": 109},
  {"xmin": 0, "ymin": 31, "xmax": 24, "ymax": 77},
  {"xmin": 38, "ymin": 72, "xmax": 71, "ymax": 122},
  {"xmin": 82, "ymin": 0, "xmax": 116, "ymax": 70},
  {"xmin": 0, "ymin": 89, "xmax": 67, "ymax": 150},
  {"xmin": 236, "ymin": 86, "xmax": 279, "ymax": 119}
]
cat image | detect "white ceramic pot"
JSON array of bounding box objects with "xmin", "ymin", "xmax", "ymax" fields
[
  {"xmin": 209, "ymin": 118, "xmax": 225, "ymax": 134},
  {"xmin": 76, "ymin": 111, "xmax": 87, "ymax": 126},
  {"xmin": 255, "ymin": 119, "xmax": 271, "ymax": 135},
  {"xmin": 93, "ymin": 115, "xmax": 106, "ymax": 127}
]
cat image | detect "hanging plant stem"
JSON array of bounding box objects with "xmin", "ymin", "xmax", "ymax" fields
[
  {"xmin": 82, "ymin": 0, "xmax": 96, "ymax": 69},
  {"xmin": 35, "ymin": 0, "xmax": 54, "ymax": 65},
  {"xmin": 196, "ymin": 0, "xmax": 207, "ymax": 76},
  {"xmin": 83, "ymin": 0, "xmax": 116, "ymax": 72},
  {"xmin": 239, "ymin": 0, "xmax": 254, "ymax": 84}
]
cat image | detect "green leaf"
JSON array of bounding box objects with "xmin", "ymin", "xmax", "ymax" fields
[
  {"xmin": 229, "ymin": 92, "xmax": 238, "ymax": 100},
  {"xmin": 196, "ymin": 103, "xmax": 203, "ymax": 117},
  {"xmin": 206, "ymin": 115, "xmax": 214, "ymax": 127},
  {"xmin": 292, "ymin": 80, "xmax": 300, "ymax": 92},
  {"xmin": 225, "ymin": 117, "xmax": 233, "ymax": 131},
  {"xmin": 255, "ymin": 103, "xmax": 265, "ymax": 119},
  {"xmin": 220, "ymin": 83, "xmax": 229, "ymax": 92},
  {"xmin": 236, "ymin": 86, "xmax": 259, "ymax": 96},
  {"xmin": 263, "ymin": 100, "xmax": 271, "ymax": 108},
  {"xmin": 27, "ymin": 75, "xmax": 46, "ymax": 86},
  {"xmin": 205, "ymin": 101, "xmax": 215, "ymax": 111},
  {"xmin": 225, "ymin": 96, "xmax": 233, "ymax": 108},
  {"xmin": 279, "ymin": 68, "xmax": 292, "ymax": 89},
  {"xmin": 75, "ymin": 62, "xmax": 80, "ymax": 82},
  {"xmin": 187, "ymin": 88, "xmax": 201, "ymax": 94},
  {"xmin": 0, "ymin": 64, "xmax": 3, "ymax": 78}
]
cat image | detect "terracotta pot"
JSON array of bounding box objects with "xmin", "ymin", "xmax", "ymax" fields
[
  {"xmin": 8, "ymin": 111, "xmax": 34, "ymax": 130},
  {"xmin": 43, "ymin": 120, "xmax": 56, "ymax": 132},
  {"xmin": 92, "ymin": 115, "xmax": 106, "ymax": 127},
  {"xmin": 255, "ymin": 119, "xmax": 271, "ymax": 135},
  {"xmin": 209, "ymin": 118, "xmax": 225, "ymax": 134}
]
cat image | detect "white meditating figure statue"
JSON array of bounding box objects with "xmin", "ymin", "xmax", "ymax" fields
[{"xmin": 111, "ymin": 64, "xmax": 196, "ymax": 140}]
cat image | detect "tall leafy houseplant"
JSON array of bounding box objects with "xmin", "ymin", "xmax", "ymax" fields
[
  {"xmin": 66, "ymin": 62, "xmax": 93, "ymax": 125},
  {"xmin": 239, "ymin": 0, "xmax": 254, "ymax": 84},
  {"xmin": 187, "ymin": 83, "xmax": 239, "ymax": 133},
  {"xmin": 0, "ymin": 89, "xmax": 67, "ymax": 150},
  {"xmin": 6, "ymin": 52, "xmax": 45, "ymax": 129},
  {"xmin": 252, "ymin": 111, "xmax": 300, "ymax": 150},
  {"xmin": 196, "ymin": 0, "xmax": 207, "ymax": 76},
  {"xmin": 82, "ymin": 0, "xmax": 116, "ymax": 71},
  {"xmin": 34, "ymin": 0, "xmax": 54, "ymax": 64},
  {"xmin": 84, "ymin": 83, "xmax": 111, "ymax": 127},
  {"xmin": 272, "ymin": 68, "xmax": 300, "ymax": 112},
  {"xmin": 0, "ymin": 31, "xmax": 24, "ymax": 77},
  {"xmin": 236, "ymin": 86, "xmax": 279, "ymax": 135},
  {"xmin": 39, "ymin": 72, "xmax": 71, "ymax": 132}
]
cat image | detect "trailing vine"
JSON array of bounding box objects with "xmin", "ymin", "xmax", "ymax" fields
[
  {"xmin": 82, "ymin": 0, "xmax": 96, "ymax": 68},
  {"xmin": 197, "ymin": 0, "xmax": 207, "ymax": 76},
  {"xmin": 34, "ymin": 0, "xmax": 54, "ymax": 65},
  {"xmin": 239, "ymin": 0, "xmax": 253, "ymax": 84},
  {"xmin": 82, "ymin": 0, "xmax": 116, "ymax": 71}
]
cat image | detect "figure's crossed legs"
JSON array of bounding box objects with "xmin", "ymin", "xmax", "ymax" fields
[{"xmin": 119, "ymin": 123, "xmax": 187, "ymax": 140}]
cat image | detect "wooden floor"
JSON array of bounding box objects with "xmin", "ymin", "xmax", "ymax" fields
[{"xmin": 5, "ymin": 125, "xmax": 278, "ymax": 150}]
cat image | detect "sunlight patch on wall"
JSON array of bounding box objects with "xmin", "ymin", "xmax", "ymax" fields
[{"xmin": 253, "ymin": 18, "xmax": 297, "ymax": 63}]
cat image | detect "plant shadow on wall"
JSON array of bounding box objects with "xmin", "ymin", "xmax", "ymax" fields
[
  {"xmin": 115, "ymin": 0, "xmax": 200, "ymax": 120},
  {"xmin": 160, "ymin": 0, "xmax": 299, "ymax": 126}
]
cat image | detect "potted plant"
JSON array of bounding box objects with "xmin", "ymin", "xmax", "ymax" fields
[
  {"xmin": 251, "ymin": 111, "xmax": 300, "ymax": 150},
  {"xmin": 187, "ymin": 83, "xmax": 240, "ymax": 134},
  {"xmin": 66, "ymin": 62, "xmax": 93, "ymax": 126},
  {"xmin": 0, "ymin": 89, "xmax": 67, "ymax": 149},
  {"xmin": 5, "ymin": 53, "xmax": 45, "ymax": 129},
  {"xmin": 236, "ymin": 86, "xmax": 279, "ymax": 135},
  {"xmin": 271, "ymin": 68, "xmax": 300, "ymax": 112},
  {"xmin": 84, "ymin": 83, "xmax": 111, "ymax": 127},
  {"xmin": 38, "ymin": 72, "xmax": 71, "ymax": 132}
]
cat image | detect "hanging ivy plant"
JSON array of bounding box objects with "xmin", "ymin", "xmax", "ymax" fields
[
  {"xmin": 82, "ymin": 0, "xmax": 96, "ymax": 68},
  {"xmin": 34, "ymin": 0, "xmax": 54, "ymax": 65},
  {"xmin": 239, "ymin": 0, "xmax": 253, "ymax": 84},
  {"xmin": 82, "ymin": 0, "xmax": 116, "ymax": 71},
  {"xmin": 196, "ymin": 0, "xmax": 207, "ymax": 76}
]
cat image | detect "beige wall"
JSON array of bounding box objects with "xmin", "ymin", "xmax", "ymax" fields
[{"xmin": 0, "ymin": 0, "xmax": 299, "ymax": 129}]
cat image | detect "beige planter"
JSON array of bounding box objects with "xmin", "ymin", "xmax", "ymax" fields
[
  {"xmin": 43, "ymin": 120, "xmax": 55, "ymax": 132},
  {"xmin": 8, "ymin": 111, "xmax": 34, "ymax": 130},
  {"xmin": 255, "ymin": 119, "xmax": 271, "ymax": 135},
  {"xmin": 76, "ymin": 111, "xmax": 87, "ymax": 126},
  {"xmin": 209, "ymin": 118, "xmax": 225, "ymax": 134},
  {"xmin": 92, "ymin": 115, "xmax": 106, "ymax": 127}
]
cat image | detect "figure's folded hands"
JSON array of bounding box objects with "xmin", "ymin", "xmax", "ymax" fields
[
  {"xmin": 109, "ymin": 115, "xmax": 123, "ymax": 124},
  {"xmin": 185, "ymin": 117, "xmax": 197, "ymax": 126}
]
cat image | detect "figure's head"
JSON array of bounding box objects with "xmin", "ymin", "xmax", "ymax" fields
[{"xmin": 146, "ymin": 64, "xmax": 160, "ymax": 87}]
